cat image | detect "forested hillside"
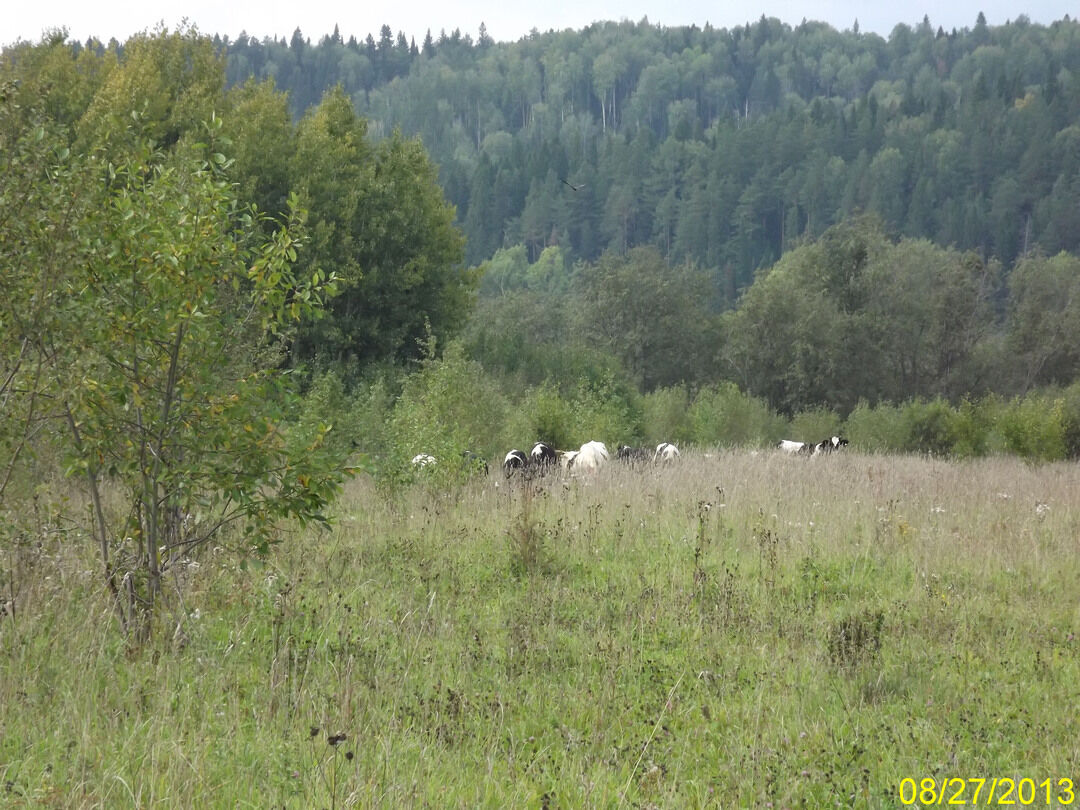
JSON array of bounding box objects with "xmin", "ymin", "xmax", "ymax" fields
[
  {"xmin": 5, "ymin": 22, "xmax": 1080, "ymax": 477},
  {"xmin": 220, "ymin": 15, "xmax": 1080, "ymax": 293}
]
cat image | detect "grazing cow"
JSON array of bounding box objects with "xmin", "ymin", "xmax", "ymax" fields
[
  {"xmin": 616, "ymin": 445, "xmax": 651, "ymax": 466},
  {"xmin": 530, "ymin": 442, "xmax": 558, "ymax": 470},
  {"xmin": 411, "ymin": 453, "xmax": 436, "ymax": 468},
  {"xmin": 462, "ymin": 450, "xmax": 489, "ymax": 475},
  {"xmin": 654, "ymin": 442, "xmax": 680, "ymax": 463},
  {"xmin": 558, "ymin": 450, "xmax": 579, "ymax": 470},
  {"xmin": 503, "ymin": 449, "xmax": 529, "ymax": 477},
  {"xmin": 777, "ymin": 440, "xmax": 814, "ymax": 455},
  {"xmin": 569, "ymin": 440, "xmax": 609, "ymax": 473},
  {"xmin": 813, "ymin": 436, "xmax": 849, "ymax": 455}
]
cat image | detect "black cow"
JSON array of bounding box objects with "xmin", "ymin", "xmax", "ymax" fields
[{"xmin": 616, "ymin": 445, "xmax": 651, "ymax": 466}]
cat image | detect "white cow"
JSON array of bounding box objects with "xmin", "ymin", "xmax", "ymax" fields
[
  {"xmin": 569, "ymin": 440, "xmax": 609, "ymax": 473},
  {"xmin": 654, "ymin": 442, "xmax": 680, "ymax": 462},
  {"xmin": 777, "ymin": 440, "xmax": 813, "ymax": 455}
]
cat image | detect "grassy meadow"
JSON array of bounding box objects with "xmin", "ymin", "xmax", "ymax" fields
[{"xmin": 2, "ymin": 450, "xmax": 1080, "ymax": 808}]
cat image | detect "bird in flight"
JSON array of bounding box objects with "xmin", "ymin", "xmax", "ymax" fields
[{"xmin": 562, "ymin": 179, "xmax": 585, "ymax": 192}]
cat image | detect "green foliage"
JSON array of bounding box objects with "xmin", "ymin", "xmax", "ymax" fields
[
  {"xmin": 1006, "ymin": 252, "xmax": 1080, "ymax": 391},
  {"xmin": 289, "ymin": 87, "xmax": 471, "ymax": 367},
  {"xmin": 992, "ymin": 394, "xmax": 1067, "ymax": 461},
  {"xmin": 0, "ymin": 82, "xmax": 345, "ymax": 636},
  {"xmin": 572, "ymin": 246, "xmax": 719, "ymax": 390},
  {"xmin": 508, "ymin": 384, "xmax": 577, "ymax": 450},
  {"xmin": 386, "ymin": 341, "xmax": 508, "ymax": 483},
  {"xmin": 217, "ymin": 16, "xmax": 1080, "ymax": 292},
  {"xmin": 789, "ymin": 406, "xmax": 842, "ymax": 442},
  {"xmin": 640, "ymin": 385, "xmax": 693, "ymax": 444},
  {"xmin": 686, "ymin": 382, "xmax": 786, "ymax": 447},
  {"xmin": 842, "ymin": 400, "xmax": 908, "ymax": 453},
  {"xmin": 1058, "ymin": 381, "xmax": 1080, "ymax": 459},
  {"xmin": 567, "ymin": 368, "xmax": 642, "ymax": 446},
  {"xmin": 901, "ymin": 398, "xmax": 969, "ymax": 456},
  {"xmin": 724, "ymin": 218, "xmax": 999, "ymax": 414},
  {"xmin": 76, "ymin": 26, "xmax": 226, "ymax": 154},
  {"xmin": 502, "ymin": 371, "xmax": 642, "ymax": 451},
  {"xmin": 0, "ymin": 82, "xmax": 93, "ymax": 507},
  {"xmin": 221, "ymin": 78, "xmax": 296, "ymax": 223},
  {"xmin": 289, "ymin": 371, "xmax": 369, "ymax": 476}
]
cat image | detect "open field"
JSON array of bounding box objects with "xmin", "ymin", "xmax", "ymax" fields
[{"xmin": 2, "ymin": 450, "xmax": 1080, "ymax": 808}]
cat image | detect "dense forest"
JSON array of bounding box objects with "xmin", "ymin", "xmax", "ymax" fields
[
  {"xmin": 5, "ymin": 21, "xmax": 1080, "ymax": 487},
  {"xmin": 218, "ymin": 14, "xmax": 1080, "ymax": 291}
]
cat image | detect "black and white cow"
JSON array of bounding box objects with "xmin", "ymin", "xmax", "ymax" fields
[
  {"xmin": 777, "ymin": 439, "xmax": 814, "ymax": 455},
  {"xmin": 813, "ymin": 436, "xmax": 849, "ymax": 455},
  {"xmin": 503, "ymin": 449, "xmax": 529, "ymax": 477},
  {"xmin": 530, "ymin": 441, "xmax": 558, "ymax": 471}
]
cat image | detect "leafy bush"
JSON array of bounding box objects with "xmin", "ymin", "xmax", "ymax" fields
[
  {"xmin": 789, "ymin": 406, "xmax": 842, "ymax": 443},
  {"xmin": 1059, "ymin": 382, "xmax": 1080, "ymax": 459},
  {"xmin": 687, "ymin": 382, "xmax": 786, "ymax": 447},
  {"xmin": 994, "ymin": 394, "xmax": 1066, "ymax": 461},
  {"xmin": 568, "ymin": 369, "xmax": 642, "ymax": 447},
  {"xmin": 507, "ymin": 384, "xmax": 577, "ymax": 450},
  {"xmin": 843, "ymin": 400, "xmax": 908, "ymax": 453},
  {"xmin": 902, "ymin": 398, "xmax": 964, "ymax": 456},
  {"xmin": 640, "ymin": 385, "xmax": 692, "ymax": 444},
  {"xmin": 386, "ymin": 341, "xmax": 509, "ymax": 482}
]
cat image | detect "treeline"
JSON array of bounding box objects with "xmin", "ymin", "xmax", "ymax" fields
[
  {"xmin": 458, "ymin": 220, "xmax": 1080, "ymax": 422},
  {"xmin": 324, "ymin": 339, "xmax": 1080, "ymax": 484},
  {"xmin": 219, "ymin": 15, "xmax": 1080, "ymax": 296}
]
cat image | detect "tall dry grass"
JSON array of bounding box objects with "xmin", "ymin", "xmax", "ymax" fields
[{"xmin": 2, "ymin": 450, "xmax": 1079, "ymax": 807}]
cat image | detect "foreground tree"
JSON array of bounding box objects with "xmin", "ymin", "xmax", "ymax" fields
[{"xmin": 1, "ymin": 101, "xmax": 344, "ymax": 638}]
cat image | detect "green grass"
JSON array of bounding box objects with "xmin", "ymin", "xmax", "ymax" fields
[{"xmin": 2, "ymin": 451, "xmax": 1080, "ymax": 807}]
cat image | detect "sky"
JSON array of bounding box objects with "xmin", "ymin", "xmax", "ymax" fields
[{"xmin": 2, "ymin": 0, "xmax": 1075, "ymax": 48}]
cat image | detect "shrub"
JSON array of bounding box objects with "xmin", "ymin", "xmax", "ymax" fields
[
  {"xmin": 902, "ymin": 398, "xmax": 963, "ymax": 456},
  {"xmin": 687, "ymin": 382, "xmax": 786, "ymax": 447},
  {"xmin": 568, "ymin": 369, "xmax": 642, "ymax": 447},
  {"xmin": 386, "ymin": 341, "xmax": 509, "ymax": 482},
  {"xmin": 640, "ymin": 385, "xmax": 692, "ymax": 444},
  {"xmin": 1059, "ymin": 382, "xmax": 1080, "ymax": 459},
  {"xmin": 789, "ymin": 405, "xmax": 842, "ymax": 443},
  {"xmin": 509, "ymin": 384, "xmax": 577, "ymax": 450},
  {"xmin": 843, "ymin": 400, "xmax": 908, "ymax": 453},
  {"xmin": 995, "ymin": 393, "xmax": 1066, "ymax": 461}
]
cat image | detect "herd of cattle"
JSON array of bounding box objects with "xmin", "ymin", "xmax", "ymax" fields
[
  {"xmin": 500, "ymin": 440, "xmax": 681, "ymax": 477},
  {"xmin": 411, "ymin": 435, "xmax": 848, "ymax": 477},
  {"xmin": 776, "ymin": 436, "xmax": 850, "ymax": 455}
]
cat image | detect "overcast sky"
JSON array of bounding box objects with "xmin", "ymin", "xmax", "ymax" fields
[{"xmin": 2, "ymin": 0, "xmax": 1074, "ymax": 48}]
